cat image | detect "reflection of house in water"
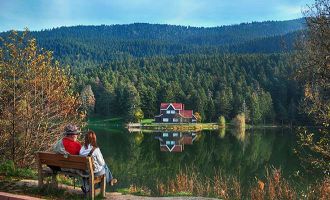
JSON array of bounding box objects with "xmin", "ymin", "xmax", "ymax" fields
[{"xmin": 155, "ymin": 132, "xmax": 197, "ymax": 152}]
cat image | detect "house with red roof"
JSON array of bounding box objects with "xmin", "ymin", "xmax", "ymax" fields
[{"xmin": 154, "ymin": 103, "xmax": 197, "ymax": 123}]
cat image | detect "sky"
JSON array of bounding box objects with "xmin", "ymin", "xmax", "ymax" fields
[{"xmin": 0, "ymin": 0, "xmax": 314, "ymax": 32}]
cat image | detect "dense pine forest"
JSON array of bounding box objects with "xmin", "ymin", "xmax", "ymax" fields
[
  {"xmin": 0, "ymin": 18, "xmax": 307, "ymax": 124},
  {"xmin": 76, "ymin": 54, "xmax": 301, "ymax": 124}
]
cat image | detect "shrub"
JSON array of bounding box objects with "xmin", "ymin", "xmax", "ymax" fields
[
  {"xmin": 218, "ymin": 116, "xmax": 226, "ymax": 127},
  {"xmin": 232, "ymin": 113, "xmax": 245, "ymax": 128},
  {"xmin": 0, "ymin": 160, "xmax": 35, "ymax": 178}
]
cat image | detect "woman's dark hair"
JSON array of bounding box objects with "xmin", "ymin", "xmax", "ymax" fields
[{"xmin": 84, "ymin": 130, "xmax": 98, "ymax": 148}]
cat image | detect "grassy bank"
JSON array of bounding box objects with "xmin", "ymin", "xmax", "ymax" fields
[
  {"xmin": 1, "ymin": 161, "xmax": 329, "ymax": 199},
  {"xmin": 0, "ymin": 161, "xmax": 36, "ymax": 180},
  {"xmin": 133, "ymin": 118, "xmax": 219, "ymax": 131},
  {"xmin": 88, "ymin": 116, "xmax": 124, "ymax": 126},
  {"xmin": 125, "ymin": 167, "xmax": 330, "ymax": 200},
  {"xmin": 0, "ymin": 161, "xmax": 79, "ymax": 186},
  {"xmin": 139, "ymin": 123, "xmax": 218, "ymax": 131}
]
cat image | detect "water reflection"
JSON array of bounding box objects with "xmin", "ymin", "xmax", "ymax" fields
[
  {"xmin": 91, "ymin": 126, "xmax": 308, "ymax": 192},
  {"xmin": 155, "ymin": 132, "xmax": 198, "ymax": 152},
  {"xmin": 218, "ymin": 128, "xmax": 226, "ymax": 138}
]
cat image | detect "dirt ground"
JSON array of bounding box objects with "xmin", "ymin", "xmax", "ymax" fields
[{"xmin": 0, "ymin": 179, "xmax": 219, "ymax": 200}]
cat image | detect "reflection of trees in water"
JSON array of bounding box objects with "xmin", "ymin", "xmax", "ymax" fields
[
  {"xmin": 219, "ymin": 128, "xmax": 226, "ymax": 138},
  {"xmin": 92, "ymin": 127, "xmax": 139, "ymax": 189},
  {"xmin": 134, "ymin": 129, "xmax": 277, "ymax": 187},
  {"xmin": 134, "ymin": 131, "xmax": 144, "ymax": 145},
  {"xmin": 231, "ymin": 127, "xmax": 246, "ymax": 142},
  {"xmin": 231, "ymin": 127, "xmax": 248, "ymax": 153},
  {"xmin": 240, "ymin": 130, "xmax": 274, "ymax": 178},
  {"xmin": 94, "ymin": 127, "xmax": 299, "ymax": 192},
  {"xmin": 190, "ymin": 129, "xmax": 276, "ymax": 184}
]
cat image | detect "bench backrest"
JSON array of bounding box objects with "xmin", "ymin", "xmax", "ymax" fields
[{"xmin": 37, "ymin": 151, "xmax": 92, "ymax": 172}]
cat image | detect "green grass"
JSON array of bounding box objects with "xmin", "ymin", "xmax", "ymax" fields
[
  {"xmin": 168, "ymin": 191, "xmax": 193, "ymax": 197},
  {"xmin": 0, "ymin": 161, "xmax": 36, "ymax": 179},
  {"xmin": 88, "ymin": 116, "xmax": 124, "ymax": 126},
  {"xmin": 117, "ymin": 188, "xmax": 130, "ymax": 194},
  {"xmin": 0, "ymin": 162, "xmax": 105, "ymax": 199},
  {"xmin": 88, "ymin": 116, "xmax": 123, "ymax": 123},
  {"xmin": 117, "ymin": 187, "xmax": 151, "ymax": 196},
  {"xmin": 117, "ymin": 187, "xmax": 193, "ymax": 197},
  {"xmin": 0, "ymin": 161, "xmax": 81, "ymax": 186},
  {"xmin": 141, "ymin": 119, "xmax": 154, "ymax": 124}
]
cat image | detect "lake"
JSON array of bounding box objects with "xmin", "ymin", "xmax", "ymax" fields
[{"xmin": 88, "ymin": 125, "xmax": 316, "ymax": 195}]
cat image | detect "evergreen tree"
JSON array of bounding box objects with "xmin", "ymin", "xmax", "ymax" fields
[{"xmin": 81, "ymin": 85, "xmax": 95, "ymax": 116}]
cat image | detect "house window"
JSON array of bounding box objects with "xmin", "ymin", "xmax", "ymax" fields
[
  {"xmin": 166, "ymin": 141, "xmax": 170, "ymax": 145},
  {"xmin": 166, "ymin": 110, "xmax": 171, "ymax": 114},
  {"xmin": 163, "ymin": 133, "xmax": 168, "ymax": 137},
  {"xmin": 163, "ymin": 118, "xmax": 169, "ymax": 122},
  {"xmin": 171, "ymin": 110, "xmax": 176, "ymax": 114},
  {"xmin": 173, "ymin": 118, "xmax": 178, "ymax": 122},
  {"xmin": 173, "ymin": 133, "xmax": 179, "ymax": 137},
  {"xmin": 170, "ymin": 141, "xmax": 175, "ymax": 145}
]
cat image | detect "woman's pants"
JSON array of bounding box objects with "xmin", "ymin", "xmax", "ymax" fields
[
  {"xmin": 95, "ymin": 164, "xmax": 113, "ymax": 184},
  {"xmin": 82, "ymin": 164, "xmax": 114, "ymax": 192}
]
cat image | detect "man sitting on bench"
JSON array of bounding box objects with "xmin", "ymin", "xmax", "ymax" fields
[
  {"xmin": 53, "ymin": 124, "xmax": 82, "ymax": 155},
  {"xmin": 51, "ymin": 124, "xmax": 85, "ymax": 187}
]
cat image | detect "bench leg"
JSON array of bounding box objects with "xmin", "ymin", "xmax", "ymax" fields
[
  {"xmin": 100, "ymin": 175, "xmax": 106, "ymax": 197},
  {"xmin": 38, "ymin": 172, "xmax": 44, "ymax": 187},
  {"xmin": 89, "ymin": 177, "xmax": 95, "ymax": 200},
  {"xmin": 51, "ymin": 173, "xmax": 58, "ymax": 189},
  {"xmin": 37, "ymin": 154, "xmax": 43, "ymax": 188}
]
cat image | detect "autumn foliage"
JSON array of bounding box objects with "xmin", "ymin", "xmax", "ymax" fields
[
  {"xmin": 0, "ymin": 31, "xmax": 84, "ymax": 167},
  {"xmin": 295, "ymin": 0, "xmax": 330, "ymax": 172}
]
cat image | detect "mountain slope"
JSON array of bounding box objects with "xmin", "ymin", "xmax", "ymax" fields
[{"xmin": 0, "ymin": 18, "xmax": 306, "ymax": 64}]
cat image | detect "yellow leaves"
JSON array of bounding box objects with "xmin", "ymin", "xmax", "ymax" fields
[
  {"xmin": 194, "ymin": 112, "xmax": 202, "ymax": 123},
  {"xmin": 0, "ymin": 30, "xmax": 84, "ymax": 167},
  {"xmin": 16, "ymin": 99, "xmax": 32, "ymax": 118}
]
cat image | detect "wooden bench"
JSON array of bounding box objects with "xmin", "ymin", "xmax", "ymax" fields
[{"xmin": 36, "ymin": 151, "xmax": 106, "ymax": 199}]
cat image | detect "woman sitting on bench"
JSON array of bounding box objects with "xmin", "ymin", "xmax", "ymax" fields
[{"xmin": 79, "ymin": 130, "xmax": 117, "ymax": 193}]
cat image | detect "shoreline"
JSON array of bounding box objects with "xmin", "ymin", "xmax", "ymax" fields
[
  {"xmin": 127, "ymin": 122, "xmax": 219, "ymax": 132},
  {"xmin": 127, "ymin": 122, "xmax": 295, "ymax": 132}
]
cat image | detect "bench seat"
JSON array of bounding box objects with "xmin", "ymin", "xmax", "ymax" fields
[{"xmin": 36, "ymin": 151, "xmax": 106, "ymax": 200}]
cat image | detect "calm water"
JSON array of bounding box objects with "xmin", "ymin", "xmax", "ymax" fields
[{"xmin": 88, "ymin": 125, "xmax": 315, "ymax": 193}]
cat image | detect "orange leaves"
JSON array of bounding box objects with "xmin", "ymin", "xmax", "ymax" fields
[{"xmin": 0, "ymin": 30, "xmax": 84, "ymax": 167}]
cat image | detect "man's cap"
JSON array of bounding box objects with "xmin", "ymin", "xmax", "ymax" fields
[{"xmin": 63, "ymin": 124, "xmax": 81, "ymax": 135}]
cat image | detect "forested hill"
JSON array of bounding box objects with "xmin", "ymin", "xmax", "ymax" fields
[
  {"xmin": 0, "ymin": 18, "xmax": 308, "ymax": 124},
  {"xmin": 0, "ymin": 18, "xmax": 305, "ymax": 65},
  {"xmin": 32, "ymin": 18, "xmax": 305, "ymax": 45}
]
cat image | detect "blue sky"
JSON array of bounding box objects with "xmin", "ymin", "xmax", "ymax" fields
[{"xmin": 0, "ymin": 0, "xmax": 314, "ymax": 32}]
